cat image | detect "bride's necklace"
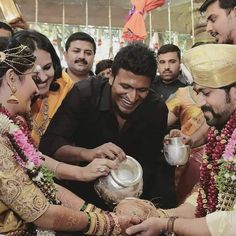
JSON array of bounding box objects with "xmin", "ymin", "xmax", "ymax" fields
[{"xmin": 0, "ymin": 104, "xmax": 60, "ymax": 205}]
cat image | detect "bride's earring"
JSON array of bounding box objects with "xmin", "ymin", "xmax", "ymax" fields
[{"xmin": 7, "ymin": 85, "xmax": 19, "ymax": 104}]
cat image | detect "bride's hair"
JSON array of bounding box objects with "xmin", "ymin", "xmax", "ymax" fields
[{"xmin": 0, "ymin": 38, "xmax": 35, "ymax": 78}]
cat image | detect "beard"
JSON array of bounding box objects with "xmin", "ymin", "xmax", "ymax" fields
[
  {"xmin": 220, "ymin": 33, "xmax": 234, "ymax": 44},
  {"xmin": 201, "ymin": 105, "xmax": 231, "ymax": 129}
]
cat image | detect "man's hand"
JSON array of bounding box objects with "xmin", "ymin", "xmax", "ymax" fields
[
  {"xmin": 81, "ymin": 142, "xmax": 126, "ymax": 162},
  {"xmin": 118, "ymin": 215, "xmax": 143, "ymax": 235},
  {"xmin": 164, "ymin": 129, "xmax": 193, "ymax": 147},
  {"xmin": 126, "ymin": 217, "xmax": 168, "ymax": 235},
  {"xmin": 79, "ymin": 158, "xmax": 119, "ymax": 181}
]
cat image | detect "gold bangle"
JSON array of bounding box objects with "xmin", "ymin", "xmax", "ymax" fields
[
  {"xmin": 109, "ymin": 213, "xmax": 121, "ymax": 236},
  {"xmin": 53, "ymin": 162, "xmax": 62, "ymax": 179},
  {"xmin": 83, "ymin": 212, "xmax": 91, "ymax": 233},
  {"xmin": 84, "ymin": 212, "xmax": 97, "ymax": 235},
  {"xmin": 158, "ymin": 208, "xmax": 169, "ymax": 218},
  {"xmin": 156, "ymin": 208, "xmax": 169, "ymax": 218},
  {"xmin": 86, "ymin": 203, "xmax": 95, "ymax": 212},
  {"xmin": 166, "ymin": 216, "xmax": 178, "ymax": 235},
  {"xmin": 84, "ymin": 203, "xmax": 103, "ymax": 214},
  {"xmin": 96, "ymin": 213, "xmax": 106, "ymax": 235}
]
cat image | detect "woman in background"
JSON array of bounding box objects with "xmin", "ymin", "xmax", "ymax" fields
[{"xmin": 13, "ymin": 30, "xmax": 73, "ymax": 146}]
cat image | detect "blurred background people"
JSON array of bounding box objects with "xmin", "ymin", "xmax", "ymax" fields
[{"xmin": 95, "ymin": 58, "xmax": 113, "ymax": 83}]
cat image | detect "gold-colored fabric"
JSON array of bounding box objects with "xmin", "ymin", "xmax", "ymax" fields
[
  {"xmin": 206, "ymin": 209, "xmax": 236, "ymax": 236},
  {"xmin": 186, "ymin": 191, "xmax": 236, "ymax": 235},
  {"xmin": 183, "ymin": 44, "xmax": 236, "ymax": 88},
  {"xmin": 166, "ymin": 86, "xmax": 205, "ymax": 136},
  {"xmin": 0, "ymin": 202, "xmax": 23, "ymax": 234},
  {"xmin": 31, "ymin": 71, "xmax": 74, "ymax": 145},
  {"xmin": 0, "ymin": 136, "xmax": 49, "ymax": 234}
]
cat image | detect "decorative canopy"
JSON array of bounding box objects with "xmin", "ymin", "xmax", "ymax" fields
[{"xmin": 122, "ymin": 0, "xmax": 165, "ymax": 41}]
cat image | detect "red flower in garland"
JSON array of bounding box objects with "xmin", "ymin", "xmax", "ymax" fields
[{"xmin": 196, "ymin": 111, "xmax": 236, "ymax": 217}]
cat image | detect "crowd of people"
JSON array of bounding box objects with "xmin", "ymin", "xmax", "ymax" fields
[{"xmin": 0, "ymin": 0, "xmax": 236, "ymax": 235}]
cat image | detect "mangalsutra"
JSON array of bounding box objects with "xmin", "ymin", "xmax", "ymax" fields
[{"xmin": 33, "ymin": 97, "xmax": 50, "ymax": 138}]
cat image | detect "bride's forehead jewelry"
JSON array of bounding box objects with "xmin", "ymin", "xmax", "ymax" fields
[
  {"xmin": 0, "ymin": 45, "xmax": 35, "ymax": 74},
  {"xmin": 0, "ymin": 51, "xmax": 6, "ymax": 62}
]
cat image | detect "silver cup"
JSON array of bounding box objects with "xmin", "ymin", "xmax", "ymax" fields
[{"xmin": 164, "ymin": 137, "xmax": 190, "ymax": 166}]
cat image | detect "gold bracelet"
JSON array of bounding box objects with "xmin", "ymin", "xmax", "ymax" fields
[
  {"xmin": 109, "ymin": 212, "xmax": 121, "ymax": 236},
  {"xmin": 83, "ymin": 212, "xmax": 91, "ymax": 233},
  {"xmin": 157, "ymin": 208, "xmax": 169, "ymax": 218},
  {"xmin": 84, "ymin": 212, "xmax": 108, "ymax": 236},
  {"xmin": 96, "ymin": 213, "xmax": 106, "ymax": 235},
  {"xmin": 86, "ymin": 203, "xmax": 96, "ymax": 212},
  {"xmin": 84, "ymin": 212, "xmax": 97, "ymax": 235},
  {"xmin": 166, "ymin": 216, "xmax": 178, "ymax": 236},
  {"xmin": 83, "ymin": 203, "xmax": 103, "ymax": 213},
  {"xmin": 53, "ymin": 162, "xmax": 62, "ymax": 179}
]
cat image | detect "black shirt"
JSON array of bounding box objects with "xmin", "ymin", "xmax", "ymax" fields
[
  {"xmin": 151, "ymin": 76, "xmax": 186, "ymax": 102},
  {"xmin": 40, "ymin": 77, "xmax": 176, "ymax": 209}
]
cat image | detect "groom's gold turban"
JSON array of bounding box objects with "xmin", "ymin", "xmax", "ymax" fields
[{"xmin": 183, "ymin": 44, "xmax": 236, "ymax": 88}]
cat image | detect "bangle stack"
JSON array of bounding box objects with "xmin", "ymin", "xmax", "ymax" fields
[
  {"xmin": 80, "ymin": 202, "xmax": 103, "ymax": 214},
  {"xmin": 83, "ymin": 212, "xmax": 121, "ymax": 235}
]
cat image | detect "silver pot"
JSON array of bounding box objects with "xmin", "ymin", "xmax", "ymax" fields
[
  {"xmin": 94, "ymin": 156, "xmax": 143, "ymax": 208},
  {"xmin": 164, "ymin": 137, "xmax": 190, "ymax": 166}
]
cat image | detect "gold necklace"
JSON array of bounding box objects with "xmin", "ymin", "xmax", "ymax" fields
[{"xmin": 33, "ymin": 97, "xmax": 50, "ymax": 138}]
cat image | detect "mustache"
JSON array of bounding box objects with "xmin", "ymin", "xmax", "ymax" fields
[
  {"xmin": 163, "ymin": 69, "xmax": 172, "ymax": 73},
  {"xmin": 75, "ymin": 59, "xmax": 88, "ymax": 65},
  {"xmin": 201, "ymin": 105, "xmax": 214, "ymax": 113}
]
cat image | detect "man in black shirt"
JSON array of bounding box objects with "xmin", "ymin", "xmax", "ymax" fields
[
  {"xmin": 40, "ymin": 43, "xmax": 176, "ymax": 210},
  {"xmin": 151, "ymin": 44, "xmax": 187, "ymax": 102}
]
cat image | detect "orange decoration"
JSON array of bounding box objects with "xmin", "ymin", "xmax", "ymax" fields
[{"xmin": 122, "ymin": 0, "xmax": 165, "ymax": 42}]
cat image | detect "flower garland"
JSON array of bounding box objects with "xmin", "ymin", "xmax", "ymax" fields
[
  {"xmin": 196, "ymin": 111, "xmax": 236, "ymax": 217},
  {"xmin": 216, "ymin": 128, "xmax": 236, "ymax": 211},
  {"xmin": 0, "ymin": 105, "xmax": 60, "ymax": 205}
]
